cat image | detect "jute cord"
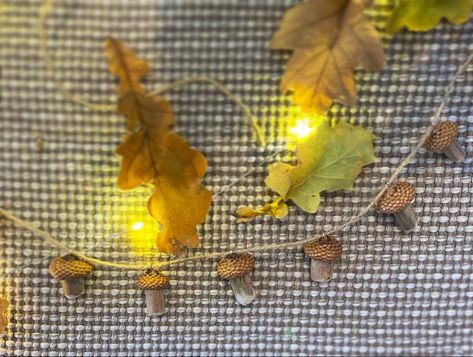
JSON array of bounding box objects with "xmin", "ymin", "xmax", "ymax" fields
[{"xmin": 0, "ymin": 0, "xmax": 470, "ymax": 270}]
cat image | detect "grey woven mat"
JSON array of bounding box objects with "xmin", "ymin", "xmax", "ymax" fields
[{"xmin": 1, "ymin": 0, "xmax": 472, "ymax": 355}]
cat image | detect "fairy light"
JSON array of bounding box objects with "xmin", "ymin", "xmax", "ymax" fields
[
  {"xmin": 289, "ymin": 118, "xmax": 313, "ymax": 139},
  {"xmin": 126, "ymin": 214, "xmax": 159, "ymax": 255},
  {"xmin": 131, "ymin": 221, "xmax": 145, "ymax": 231}
]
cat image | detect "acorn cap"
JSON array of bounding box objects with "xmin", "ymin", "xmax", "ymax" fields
[
  {"xmin": 304, "ymin": 235, "xmax": 342, "ymax": 263},
  {"xmin": 376, "ymin": 181, "xmax": 416, "ymax": 214},
  {"xmin": 217, "ymin": 253, "xmax": 255, "ymax": 279},
  {"xmin": 425, "ymin": 121, "xmax": 458, "ymax": 152},
  {"xmin": 136, "ymin": 270, "xmax": 169, "ymax": 290},
  {"xmin": 48, "ymin": 254, "xmax": 93, "ymax": 280}
]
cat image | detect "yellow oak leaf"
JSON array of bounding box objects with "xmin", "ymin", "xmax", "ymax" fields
[
  {"xmin": 270, "ymin": 0, "xmax": 385, "ymax": 113},
  {"xmin": 105, "ymin": 38, "xmax": 211, "ymax": 255},
  {"xmin": 236, "ymin": 198, "xmax": 288, "ymax": 223},
  {"xmin": 266, "ymin": 120, "xmax": 376, "ymax": 214},
  {"xmin": 148, "ymin": 133, "xmax": 211, "ymax": 255},
  {"xmin": 387, "ymin": 0, "xmax": 472, "ymax": 34}
]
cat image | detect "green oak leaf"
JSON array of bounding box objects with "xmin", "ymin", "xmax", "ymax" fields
[
  {"xmin": 387, "ymin": 0, "xmax": 472, "ymax": 34},
  {"xmin": 266, "ymin": 120, "xmax": 376, "ymax": 213}
]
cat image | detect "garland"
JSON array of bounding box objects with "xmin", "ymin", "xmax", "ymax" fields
[{"xmin": 0, "ymin": 0, "xmax": 470, "ymax": 318}]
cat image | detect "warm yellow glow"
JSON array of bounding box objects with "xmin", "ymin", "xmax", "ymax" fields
[
  {"xmin": 125, "ymin": 213, "xmax": 159, "ymax": 256},
  {"xmin": 289, "ymin": 118, "xmax": 313, "ymax": 139},
  {"xmin": 131, "ymin": 221, "xmax": 144, "ymax": 231}
]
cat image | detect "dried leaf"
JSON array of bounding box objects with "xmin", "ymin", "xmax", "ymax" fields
[
  {"xmin": 148, "ymin": 133, "xmax": 211, "ymax": 255},
  {"xmin": 266, "ymin": 120, "xmax": 376, "ymax": 213},
  {"xmin": 236, "ymin": 198, "xmax": 288, "ymax": 223},
  {"xmin": 387, "ymin": 0, "xmax": 472, "ymax": 34},
  {"xmin": 105, "ymin": 38, "xmax": 150, "ymax": 96},
  {"xmin": 105, "ymin": 38, "xmax": 211, "ymax": 255},
  {"xmin": 0, "ymin": 296, "xmax": 8, "ymax": 334},
  {"xmin": 270, "ymin": 0, "xmax": 385, "ymax": 112},
  {"xmin": 115, "ymin": 94, "xmax": 175, "ymax": 189},
  {"xmin": 117, "ymin": 91, "xmax": 175, "ymax": 132}
]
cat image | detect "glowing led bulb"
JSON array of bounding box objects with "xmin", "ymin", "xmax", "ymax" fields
[
  {"xmin": 289, "ymin": 119, "xmax": 313, "ymax": 139},
  {"xmin": 131, "ymin": 221, "xmax": 144, "ymax": 231}
]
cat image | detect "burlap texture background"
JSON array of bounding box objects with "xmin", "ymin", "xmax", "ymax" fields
[{"xmin": 0, "ymin": 1, "xmax": 472, "ymax": 355}]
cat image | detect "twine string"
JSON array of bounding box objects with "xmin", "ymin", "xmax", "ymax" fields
[
  {"xmin": 3, "ymin": 0, "xmax": 470, "ymax": 270},
  {"xmin": 1, "ymin": 52, "xmax": 471, "ymax": 270},
  {"xmin": 38, "ymin": 0, "xmax": 265, "ymax": 146},
  {"xmin": 148, "ymin": 77, "xmax": 266, "ymax": 146},
  {"xmin": 38, "ymin": 0, "xmax": 113, "ymax": 112}
]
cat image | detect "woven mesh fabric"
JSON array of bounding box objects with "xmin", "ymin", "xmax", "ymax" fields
[{"xmin": 1, "ymin": 0, "xmax": 473, "ymax": 355}]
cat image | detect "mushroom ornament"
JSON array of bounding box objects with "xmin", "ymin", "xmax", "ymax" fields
[
  {"xmin": 48, "ymin": 254, "xmax": 94, "ymax": 299},
  {"xmin": 217, "ymin": 253, "xmax": 256, "ymax": 306},
  {"xmin": 136, "ymin": 270, "xmax": 169, "ymax": 316},
  {"xmin": 376, "ymin": 181, "xmax": 417, "ymax": 232},
  {"xmin": 425, "ymin": 120, "xmax": 465, "ymax": 163},
  {"xmin": 304, "ymin": 235, "xmax": 342, "ymax": 282}
]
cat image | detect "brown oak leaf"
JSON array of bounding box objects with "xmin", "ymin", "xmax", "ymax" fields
[
  {"xmin": 270, "ymin": 0, "xmax": 385, "ymax": 113},
  {"xmin": 114, "ymin": 93, "xmax": 175, "ymax": 189},
  {"xmin": 105, "ymin": 38, "xmax": 150, "ymax": 96},
  {"xmin": 105, "ymin": 38, "xmax": 211, "ymax": 255}
]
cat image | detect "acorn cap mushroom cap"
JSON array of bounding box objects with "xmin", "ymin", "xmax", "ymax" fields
[
  {"xmin": 304, "ymin": 235, "xmax": 342, "ymax": 263},
  {"xmin": 376, "ymin": 181, "xmax": 416, "ymax": 214},
  {"xmin": 136, "ymin": 270, "xmax": 169, "ymax": 290},
  {"xmin": 217, "ymin": 253, "xmax": 255, "ymax": 279},
  {"xmin": 425, "ymin": 121, "xmax": 458, "ymax": 152},
  {"xmin": 48, "ymin": 254, "xmax": 93, "ymax": 280}
]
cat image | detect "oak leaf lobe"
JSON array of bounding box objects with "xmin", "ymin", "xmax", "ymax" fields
[{"xmin": 387, "ymin": 0, "xmax": 473, "ymax": 34}]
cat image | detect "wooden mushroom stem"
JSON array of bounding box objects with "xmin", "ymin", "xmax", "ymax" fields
[
  {"xmin": 60, "ymin": 277, "xmax": 85, "ymax": 299},
  {"xmin": 229, "ymin": 275, "xmax": 256, "ymax": 306},
  {"xmin": 144, "ymin": 289, "xmax": 166, "ymax": 316},
  {"xmin": 443, "ymin": 141, "xmax": 466, "ymax": 163},
  {"xmin": 394, "ymin": 204, "xmax": 417, "ymax": 233},
  {"xmin": 310, "ymin": 260, "xmax": 334, "ymax": 283}
]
